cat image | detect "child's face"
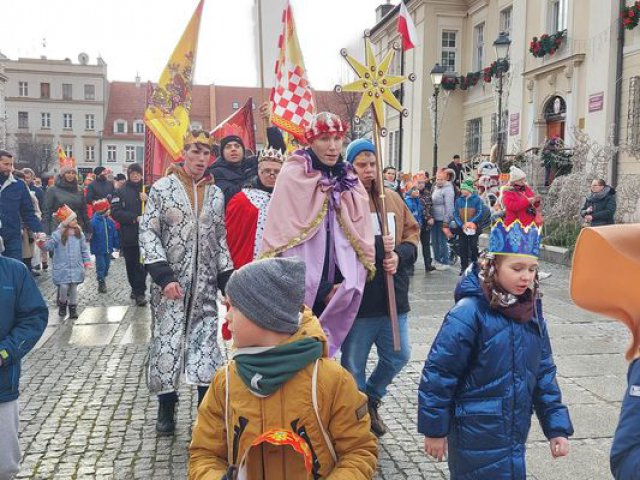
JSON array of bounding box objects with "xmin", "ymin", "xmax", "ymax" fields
[
  {"xmin": 225, "ymin": 299, "xmax": 263, "ymax": 348},
  {"xmin": 495, "ymin": 256, "xmax": 539, "ymax": 296},
  {"xmin": 68, "ymin": 219, "xmax": 78, "ymax": 228}
]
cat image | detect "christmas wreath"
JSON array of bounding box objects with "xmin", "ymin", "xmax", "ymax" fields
[
  {"xmin": 529, "ymin": 30, "xmax": 566, "ymax": 58},
  {"xmin": 621, "ymin": 1, "xmax": 640, "ymax": 30}
]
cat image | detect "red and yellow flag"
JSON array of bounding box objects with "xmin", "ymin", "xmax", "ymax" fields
[
  {"xmin": 57, "ymin": 144, "xmax": 75, "ymax": 169},
  {"xmin": 144, "ymin": 0, "xmax": 204, "ymax": 162},
  {"xmin": 270, "ymin": 1, "xmax": 315, "ymax": 144}
]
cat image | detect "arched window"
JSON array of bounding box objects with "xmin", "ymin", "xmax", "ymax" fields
[{"xmin": 544, "ymin": 96, "xmax": 566, "ymax": 122}]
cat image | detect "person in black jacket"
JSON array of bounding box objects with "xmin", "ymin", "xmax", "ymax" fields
[
  {"xmin": 580, "ymin": 178, "xmax": 617, "ymax": 227},
  {"xmin": 85, "ymin": 166, "xmax": 115, "ymax": 205},
  {"xmin": 110, "ymin": 163, "xmax": 148, "ymax": 306},
  {"xmin": 208, "ymin": 135, "xmax": 258, "ymax": 205}
]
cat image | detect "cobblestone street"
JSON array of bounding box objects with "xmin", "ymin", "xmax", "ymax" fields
[{"xmin": 17, "ymin": 256, "xmax": 626, "ymax": 479}]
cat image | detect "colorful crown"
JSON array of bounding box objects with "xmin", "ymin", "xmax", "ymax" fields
[
  {"xmin": 245, "ymin": 430, "xmax": 313, "ymax": 475},
  {"xmin": 258, "ymin": 147, "xmax": 285, "ymax": 164},
  {"xmin": 304, "ymin": 112, "xmax": 348, "ymax": 143},
  {"xmin": 54, "ymin": 204, "xmax": 77, "ymax": 227},
  {"xmin": 183, "ymin": 130, "xmax": 212, "ymax": 147},
  {"xmin": 92, "ymin": 199, "xmax": 110, "ymax": 213},
  {"xmin": 488, "ymin": 218, "xmax": 541, "ymax": 258}
]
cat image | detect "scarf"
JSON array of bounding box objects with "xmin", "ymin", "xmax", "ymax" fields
[
  {"xmin": 589, "ymin": 186, "xmax": 610, "ymax": 202},
  {"xmin": 480, "ymin": 278, "xmax": 536, "ymax": 323},
  {"xmin": 233, "ymin": 338, "xmax": 323, "ymax": 397},
  {"xmin": 308, "ymin": 148, "xmax": 347, "ymax": 179}
]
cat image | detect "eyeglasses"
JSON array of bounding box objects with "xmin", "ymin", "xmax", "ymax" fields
[{"xmin": 259, "ymin": 169, "xmax": 280, "ymax": 176}]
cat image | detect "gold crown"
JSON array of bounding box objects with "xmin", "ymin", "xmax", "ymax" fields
[
  {"xmin": 184, "ymin": 130, "xmax": 212, "ymax": 147},
  {"xmin": 258, "ymin": 147, "xmax": 285, "ymax": 164}
]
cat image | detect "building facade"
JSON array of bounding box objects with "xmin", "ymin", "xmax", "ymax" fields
[
  {"xmin": 0, "ymin": 60, "xmax": 7, "ymax": 149},
  {"xmin": 3, "ymin": 54, "xmax": 108, "ymax": 176}
]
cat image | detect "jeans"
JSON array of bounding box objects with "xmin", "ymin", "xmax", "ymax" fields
[
  {"xmin": 431, "ymin": 221, "xmax": 450, "ymax": 265},
  {"xmin": 459, "ymin": 232, "xmax": 480, "ymax": 272},
  {"xmin": 95, "ymin": 253, "xmax": 111, "ymax": 282},
  {"xmin": 340, "ymin": 313, "xmax": 411, "ymax": 401},
  {"xmin": 121, "ymin": 246, "xmax": 147, "ymax": 296},
  {"xmin": 0, "ymin": 399, "xmax": 20, "ymax": 480},
  {"xmin": 2, "ymin": 239, "xmax": 22, "ymax": 262},
  {"xmin": 420, "ymin": 225, "xmax": 433, "ymax": 268}
]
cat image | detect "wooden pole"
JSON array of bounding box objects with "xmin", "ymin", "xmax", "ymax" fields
[
  {"xmin": 371, "ymin": 112, "xmax": 400, "ymax": 351},
  {"xmin": 257, "ymin": 0, "xmax": 269, "ymax": 146}
]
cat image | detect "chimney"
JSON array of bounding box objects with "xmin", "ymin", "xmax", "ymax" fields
[
  {"xmin": 376, "ymin": 1, "xmax": 394, "ymax": 23},
  {"xmin": 135, "ymin": 73, "xmax": 141, "ymax": 88}
]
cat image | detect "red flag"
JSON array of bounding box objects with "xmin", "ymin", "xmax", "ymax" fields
[
  {"xmin": 397, "ymin": 1, "xmax": 419, "ymax": 51},
  {"xmin": 210, "ymin": 98, "xmax": 257, "ymax": 154}
]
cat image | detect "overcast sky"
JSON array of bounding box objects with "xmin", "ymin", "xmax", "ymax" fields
[{"xmin": 1, "ymin": 0, "xmax": 388, "ymax": 90}]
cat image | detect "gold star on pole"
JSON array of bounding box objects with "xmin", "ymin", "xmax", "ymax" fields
[{"xmin": 338, "ymin": 38, "xmax": 408, "ymax": 128}]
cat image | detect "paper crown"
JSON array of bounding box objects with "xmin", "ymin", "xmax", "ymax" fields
[
  {"xmin": 258, "ymin": 147, "xmax": 285, "ymax": 164},
  {"xmin": 488, "ymin": 218, "xmax": 541, "ymax": 258},
  {"xmin": 184, "ymin": 130, "xmax": 212, "ymax": 147},
  {"xmin": 92, "ymin": 199, "xmax": 110, "ymax": 213},
  {"xmin": 304, "ymin": 112, "xmax": 348, "ymax": 143},
  {"xmin": 237, "ymin": 429, "xmax": 313, "ymax": 478},
  {"xmin": 54, "ymin": 205, "xmax": 77, "ymax": 227},
  {"xmin": 413, "ymin": 171, "xmax": 426, "ymax": 183}
]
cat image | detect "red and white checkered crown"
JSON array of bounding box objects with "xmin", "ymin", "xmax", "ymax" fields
[
  {"xmin": 304, "ymin": 112, "xmax": 348, "ymax": 143},
  {"xmin": 93, "ymin": 199, "xmax": 110, "ymax": 214}
]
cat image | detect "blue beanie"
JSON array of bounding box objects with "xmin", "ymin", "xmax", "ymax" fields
[{"xmin": 346, "ymin": 138, "xmax": 376, "ymax": 164}]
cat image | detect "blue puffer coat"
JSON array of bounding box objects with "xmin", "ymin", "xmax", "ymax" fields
[
  {"xmin": 41, "ymin": 227, "xmax": 91, "ymax": 285},
  {"xmin": 610, "ymin": 358, "xmax": 640, "ymax": 479},
  {"xmin": 418, "ymin": 266, "xmax": 573, "ymax": 479},
  {"xmin": 89, "ymin": 213, "xmax": 119, "ymax": 255}
]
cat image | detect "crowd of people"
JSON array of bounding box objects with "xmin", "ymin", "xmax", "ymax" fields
[{"xmin": 0, "ymin": 106, "xmax": 633, "ymax": 480}]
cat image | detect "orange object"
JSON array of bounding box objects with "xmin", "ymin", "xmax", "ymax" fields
[{"xmin": 570, "ymin": 224, "xmax": 640, "ymax": 360}]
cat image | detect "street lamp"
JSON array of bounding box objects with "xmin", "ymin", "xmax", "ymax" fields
[
  {"xmin": 493, "ymin": 31, "xmax": 511, "ymax": 169},
  {"xmin": 430, "ymin": 62, "xmax": 446, "ymax": 177}
]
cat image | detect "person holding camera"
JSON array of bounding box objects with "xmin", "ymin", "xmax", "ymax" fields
[{"xmin": 500, "ymin": 166, "xmax": 542, "ymax": 227}]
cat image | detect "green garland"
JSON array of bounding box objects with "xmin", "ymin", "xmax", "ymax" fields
[
  {"xmin": 439, "ymin": 59, "xmax": 510, "ymax": 92},
  {"xmin": 529, "ymin": 30, "xmax": 566, "ymax": 58}
]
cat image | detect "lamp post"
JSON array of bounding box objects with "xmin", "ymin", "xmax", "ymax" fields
[
  {"xmin": 430, "ymin": 63, "xmax": 446, "ymax": 177},
  {"xmin": 493, "ymin": 31, "xmax": 511, "ymax": 170}
]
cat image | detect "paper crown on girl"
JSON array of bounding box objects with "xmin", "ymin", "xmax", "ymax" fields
[
  {"xmin": 92, "ymin": 198, "xmax": 110, "ymax": 213},
  {"xmin": 488, "ymin": 218, "xmax": 541, "ymax": 258},
  {"xmin": 304, "ymin": 112, "xmax": 348, "ymax": 143},
  {"xmin": 54, "ymin": 204, "xmax": 77, "ymax": 227}
]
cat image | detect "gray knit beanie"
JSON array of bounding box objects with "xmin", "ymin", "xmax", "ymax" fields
[{"xmin": 226, "ymin": 257, "xmax": 306, "ymax": 334}]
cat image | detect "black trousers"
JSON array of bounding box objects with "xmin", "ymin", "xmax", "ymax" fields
[
  {"xmin": 459, "ymin": 233, "xmax": 480, "ymax": 271},
  {"xmin": 159, "ymin": 386, "xmax": 209, "ymax": 407},
  {"xmin": 121, "ymin": 245, "xmax": 147, "ymax": 296},
  {"xmin": 420, "ymin": 225, "xmax": 433, "ymax": 268}
]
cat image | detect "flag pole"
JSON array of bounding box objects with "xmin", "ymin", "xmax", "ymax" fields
[
  {"xmin": 398, "ymin": 47, "xmax": 405, "ymax": 172},
  {"xmin": 257, "ymin": 0, "xmax": 269, "ymax": 146}
]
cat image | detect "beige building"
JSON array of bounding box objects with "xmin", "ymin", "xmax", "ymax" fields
[
  {"xmin": 0, "ymin": 59, "xmax": 7, "ymax": 149},
  {"xmin": 369, "ymin": 0, "xmax": 640, "ymax": 189},
  {"xmin": 3, "ymin": 54, "xmax": 108, "ymax": 175}
]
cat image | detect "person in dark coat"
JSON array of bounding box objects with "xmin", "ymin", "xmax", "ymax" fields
[
  {"xmin": 0, "ymin": 150, "xmax": 44, "ymax": 261},
  {"xmin": 85, "ymin": 166, "xmax": 115, "ymax": 204},
  {"xmin": 447, "ymin": 154, "xmax": 464, "ymax": 188},
  {"xmin": 419, "ymin": 216, "xmax": 573, "ymax": 478},
  {"xmin": 42, "ymin": 166, "xmax": 92, "ymax": 237},
  {"xmin": 110, "ymin": 163, "xmax": 148, "ymax": 306},
  {"xmin": 208, "ymin": 135, "xmax": 258, "ymax": 205},
  {"xmin": 21, "ymin": 168, "xmax": 44, "ymax": 208},
  {"xmin": 580, "ymin": 178, "xmax": 617, "ymax": 226},
  {"xmin": 0, "ymin": 241, "xmax": 48, "ymax": 480},
  {"xmin": 90, "ymin": 199, "xmax": 119, "ymax": 293}
]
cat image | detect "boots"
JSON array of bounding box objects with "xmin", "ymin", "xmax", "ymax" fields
[
  {"xmin": 156, "ymin": 400, "xmax": 176, "ymax": 436},
  {"xmin": 58, "ymin": 302, "xmax": 67, "ymax": 317},
  {"xmin": 135, "ymin": 295, "xmax": 147, "ymax": 307},
  {"xmin": 367, "ymin": 396, "xmax": 388, "ymax": 437},
  {"xmin": 68, "ymin": 305, "xmax": 78, "ymax": 319},
  {"xmin": 98, "ymin": 280, "xmax": 107, "ymax": 293}
]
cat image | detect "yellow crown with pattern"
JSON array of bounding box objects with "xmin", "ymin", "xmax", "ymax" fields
[
  {"xmin": 183, "ymin": 130, "xmax": 212, "ymax": 147},
  {"xmin": 258, "ymin": 147, "xmax": 285, "ymax": 164}
]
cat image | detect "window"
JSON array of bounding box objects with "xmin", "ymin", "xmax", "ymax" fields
[
  {"xmin": 62, "ymin": 83, "xmax": 73, "ymax": 100},
  {"xmin": 43, "ymin": 145, "xmax": 52, "ymax": 161},
  {"xmin": 19, "ymin": 81, "xmax": 28, "ymax": 97},
  {"xmin": 466, "ymin": 118, "xmax": 482, "ymax": 158},
  {"xmin": 85, "ymin": 114, "xmax": 95, "ymax": 130},
  {"xmin": 107, "ymin": 145, "xmax": 117, "ymax": 162},
  {"xmin": 85, "ymin": 145, "xmax": 95, "ymax": 162},
  {"xmin": 549, "ymin": 0, "xmax": 567, "ymax": 32},
  {"xmin": 136, "ymin": 146, "xmax": 144, "ymax": 162},
  {"xmin": 628, "ymin": 76, "xmax": 640, "ymax": 153},
  {"xmin": 84, "ymin": 84, "xmax": 95, "ymax": 100},
  {"xmin": 63, "ymin": 113, "xmax": 73, "ymax": 129},
  {"xmin": 387, "ymin": 130, "xmax": 399, "ymax": 166},
  {"xmin": 64, "ymin": 144, "xmax": 73, "ymax": 158},
  {"xmin": 441, "ymin": 31, "xmax": 457, "ymax": 73},
  {"xmin": 40, "ymin": 82, "xmax": 50, "ymax": 99},
  {"xmin": 114, "ymin": 120, "xmax": 127, "ymax": 134},
  {"xmin": 125, "ymin": 146, "xmax": 136, "ymax": 162},
  {"xmin": 18, "ymin": 112, "xmax": 29, "ymax": 129},
  {"xmin": 232, "ymin": 101, "xmax": 240, "ymax": 110},
  {"xmin": 500, "ymin": 6, "xmax": 513, "ymax": 35},
  {"xmin": 134, "ymin": 121, "xmax": 145, "ymax": 134},
  {"xmin": 474, "ymin": 23, "xmax": 485, "ymax": 71},
  {"xmin": 41, "ymin": 112, "xmax": 51, "ymax": 129}
]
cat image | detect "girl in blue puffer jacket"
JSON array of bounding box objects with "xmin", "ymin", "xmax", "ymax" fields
[{"xmin": 418, "ymin": 217, "xmax": 573, "ymax": 479}]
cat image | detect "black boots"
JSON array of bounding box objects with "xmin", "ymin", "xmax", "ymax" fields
[
  {"xmin": 58, "ymin": 302, "xmax": 67, "ymax": 317},
  {"xmin": 368, "ymin": 396, "xmax": 388, "ymax": 437},
  {"xmin": 135, "ymin": 295, "xmax": 147, "ymax": 307},
  {"xmin": 156, "ymin": 400, "xmax": 176, "ymax": 436},
  {"xmin": 68, "ymin": 305, "xmax": 78, "ymax": 319},
  {"xmin": 98, "ymin": 280, "xmax": 107, "ymax": 293}
]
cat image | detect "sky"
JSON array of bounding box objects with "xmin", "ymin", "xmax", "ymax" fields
[{"xmin": 0, "ymin": 0, "xmax": 388, "ymax": 90}]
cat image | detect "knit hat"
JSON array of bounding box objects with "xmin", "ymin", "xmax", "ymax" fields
[
  {"xmin": 54, "ymin": 205, "xmax": 77, "ymax": 227},
  {"xmin": 127, "ymin": 163, "xmax": 143, "ymax": 175},
  {"xmin": 345, "ymin": 138, "xmax": 376, "ymax": 164},
  {"xmin": 461, "ymin": 179, "xmax": 476, "ymax": 193},
  {"xmin": 94, "ymin": 166, "xmax": 106, "ymax": 176},
  {"xmin": 226, "ymin": 257, "xmax": 306, "ymax": 334},
  {"xmin": 115, "ymin": 173, "xmax": 126, "ymax": 182},
  {"xmin": 93, "ymin": 199, "xmax": 110, "ymax": 214},
  {"xmin": 220, "ymin": 135, "xmax": 245, "ymax": 159},
  {"xmin": 509, "ymin": 166, "xmax": 526, "ymax": 183}
]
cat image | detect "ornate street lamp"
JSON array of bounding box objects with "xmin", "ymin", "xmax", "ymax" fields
[
  {"xmin": 430, "ymin": 63, "xmax": 446, "ymax": 176},
  {"xmin": 493, "ymin": 32, "xmax": 511, "ymax": 169}
]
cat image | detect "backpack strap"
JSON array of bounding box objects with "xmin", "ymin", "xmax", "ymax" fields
[
  {"xmin": 311, "ymin": 359, "xmax": 338, "ymax": 463},
  {"xmin": 225, "ymin": 364, "xmax": 232, "ymax": 465}
]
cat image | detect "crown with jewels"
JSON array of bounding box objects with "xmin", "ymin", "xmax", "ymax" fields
[
  {"xmin": 183, "ymin": 130, "xmax": 213, "ymax": 147},
  {"xmin": 488, "ymin": 218, "xmax": 541, "ymax": 259},
  {"xmin": 258, "ymin": 147, "xmax": 285, "ymax": 164}
]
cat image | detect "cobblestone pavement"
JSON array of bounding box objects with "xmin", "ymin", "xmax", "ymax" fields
[{"xmin": 17, "ymin": 256, "xmax": 625, "ymax": 479}]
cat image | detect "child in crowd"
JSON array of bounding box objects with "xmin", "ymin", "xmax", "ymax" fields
[
  {"xmin": 418, "ymin": 215, "xmax": 573, "ymax": 479},
  {"xmin": 452, "ymin": 179, "xmax": 487, "ymax": 275},
  {"xmin": 404, "ymin": 183, "xmax": 424, "ymax": 229},
  {"xmin": 38, "ymin": 205, "xmax": 91, "ymax": 319},
  {"xmin": 189, "ymin": 258, "xmax": 378, "ymax": 480},
  {"xmin": 90, "ymin": 199, "xmax": 119, "ymax": 293}
]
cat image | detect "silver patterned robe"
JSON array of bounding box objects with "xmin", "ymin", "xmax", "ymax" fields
[{"xmin": 139, "ymin": 171, "xmax": 233, "ymax": 394}]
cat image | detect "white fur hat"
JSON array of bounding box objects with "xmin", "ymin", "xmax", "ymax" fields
[{"xmin": 509, "ymin": 166, "xmax": 527, "ymax": 183}]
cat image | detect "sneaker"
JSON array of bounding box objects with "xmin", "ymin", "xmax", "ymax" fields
[
  {"xmin": 98, "ymin": 280, "xmax": 107, "ymax": 293},
  {"xmin": 538, "ymin": 271, "xmax": 552, "ymax": 280},
  {"xmin": 367, "ymin": 397, "xmax": 388, "ymax": 437}
]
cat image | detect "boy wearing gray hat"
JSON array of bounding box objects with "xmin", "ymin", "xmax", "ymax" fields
[{"xmin": 189, "ymin": 257, "xmax": 378, "ymax": 479}]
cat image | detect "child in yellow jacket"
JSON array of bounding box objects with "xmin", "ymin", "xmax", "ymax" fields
[{"xmin": 189, "ymin": 257, "xmax": 378, "ymax": 480}]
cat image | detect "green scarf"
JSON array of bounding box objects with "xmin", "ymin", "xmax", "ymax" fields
[{"xmin": 233, "ymin": 338, "xmax": 323, "ymax": 397}]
